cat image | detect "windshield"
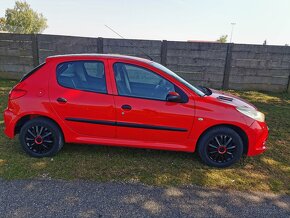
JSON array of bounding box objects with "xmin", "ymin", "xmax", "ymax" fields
[{"xmin": 151, "ymin": 62, "xmax": 205, "ymax": 96}]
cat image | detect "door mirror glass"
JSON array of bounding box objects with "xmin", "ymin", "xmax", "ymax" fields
[{"xmin": 166, "ymin": 91, "xmax": 182, "ymax": 103}]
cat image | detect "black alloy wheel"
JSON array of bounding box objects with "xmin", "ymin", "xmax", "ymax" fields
[
  {"xmin": 207, "ymin": 134, "xmax": 237, "ymax": 163},
  {"xmin": 19, "ymin": 118, "xmax": 64, "ymax": 157},
  {"xmin": 24, "ymin": 125, "xmax": 54, "ymax": 154},
  {"xmin": 197, "ymin": 127, "xmax": 244, "ymax": 168}
]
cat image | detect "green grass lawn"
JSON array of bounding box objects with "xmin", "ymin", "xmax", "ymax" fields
[{"xmin": 0, "ymin": 79, "xmax": 289, "ymax": 194}]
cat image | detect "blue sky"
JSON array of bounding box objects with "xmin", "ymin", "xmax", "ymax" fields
[{"xmin": 1, "ymin": 0, "xmax": 290, "ymax": 45}]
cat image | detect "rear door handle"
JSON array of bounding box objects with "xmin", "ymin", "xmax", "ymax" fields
[
  {"xmin": 57, "ymin": 97, "xmax": 67, "ymax": 103},
  {"xmin": 121, "ymin": 104, "xmax": 132, "ymax": 110}
]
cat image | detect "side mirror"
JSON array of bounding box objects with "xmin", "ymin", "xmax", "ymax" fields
[{"xmin": 166, "ymin": 91, "xmax": 182, "ymax": 103}]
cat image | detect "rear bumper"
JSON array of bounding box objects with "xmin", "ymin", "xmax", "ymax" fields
[
  {"xmin": 247, "ymin": 121, "xmax": 269, "ymax": 156},
  {"xmin": 3, "ymin": 108, "xmax": 16, "ymax": 139}
]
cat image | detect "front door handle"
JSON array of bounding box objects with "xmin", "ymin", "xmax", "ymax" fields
[
  {"xmin": 57, "ymin": 97, "xmax": 67, "ymax": 103},
  {"xmin": 121, "ymin": 104, "xmax": 132, "ymax": 110}
]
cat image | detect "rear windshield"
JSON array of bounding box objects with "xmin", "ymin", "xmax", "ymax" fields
[{"xmin": 20, "ymin": 63, "xmax": 46, "ymax": 82}]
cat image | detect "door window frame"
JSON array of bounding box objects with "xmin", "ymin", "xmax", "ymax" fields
[
  {"xmin": 56, "ymin": 60, "xmax": 109, "ymax": 95},
  {"xmin": 112, "ymin": 62, "xmax": 188, "ymax": 103}
]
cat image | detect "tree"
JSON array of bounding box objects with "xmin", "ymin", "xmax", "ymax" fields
[
  {"xmin": 0, "ymin": 18, "xmax": 6, "ymax": 32},
  {"xmin": 0, "ymin": 1, "xmax": 47, "ymax": 34},
  {"xmin": 217, "ymin": 35, "xmax": 228, "ymax": 43}
]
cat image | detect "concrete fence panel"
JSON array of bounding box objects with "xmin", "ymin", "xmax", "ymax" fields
[
  {"xmin": 103, "ymin": 38, "xmax": 162, "ymax": 63},
  {"xmin": 0, "ymin": 34, "xmax": 34, "ymax": 79},
  {"xmin": 38, "ymin": 34, "xmax": 100, "ymax": 63},
  {"xmin": 166, "ymin": 41, "xmax": 228, "ymax": 89},
  {"xmin": 0, "ymin": 33, "xmax": 289, "ymax": 92},
  {"xmin": 229, "ymin": 44, "xmax": 290, "ymax": 92}
]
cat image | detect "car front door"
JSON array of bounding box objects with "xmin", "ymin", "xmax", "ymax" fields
[
  {"xmin": 109, "ymin": 60, "xmax": 195, "ymax": 149},
  {"xmin": 49, "ymin": 58, "xmax": 116, "ymax": 139}
]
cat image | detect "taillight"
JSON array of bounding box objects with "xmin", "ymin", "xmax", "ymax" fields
[{"xmin": 9, "ymin": 88, "xmax": 27, "ymax": 100}]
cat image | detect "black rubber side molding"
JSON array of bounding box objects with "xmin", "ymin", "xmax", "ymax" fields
[
  {"xmin": 65, "ymin": 118, "xmax": 187, "ymax": 132},
  {"xmin": 65, "ymin": 118, "xmax": 115, "ymax": 126}
]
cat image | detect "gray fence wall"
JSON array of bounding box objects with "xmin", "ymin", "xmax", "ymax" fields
[{"xmin": 0, "ymin": 33, "xmax": 290, "ymax": 92}]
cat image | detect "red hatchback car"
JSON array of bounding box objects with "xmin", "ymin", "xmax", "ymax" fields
[{"xmin": 4, "ymin": 54, "xmax": 268, "ymax": 167}]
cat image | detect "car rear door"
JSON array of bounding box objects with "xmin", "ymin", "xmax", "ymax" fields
[
  {"xmin": 109, "ymin": 60, "xmax": 195, "ymax": 148},
  {"xmin": 49, "ymin": 58, "xmax": 116, "ymax": 139}
]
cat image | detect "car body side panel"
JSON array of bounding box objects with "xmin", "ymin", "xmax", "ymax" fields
[
  {"xmin": 3, "ymin": 54, "xmax": 269, "ymax": 157},
  {"xmin": 47, "ymin": 58, "xmax": 117, "ymax": 139},
  {"xmin": 187, "ymin": 96, "xmax": 254, "ymax": 152},
  {"xmin": 3, "ymin": 62, "xmax": 77, "ymax": 141},
  {"xmin": 107, "ymin": 59, "xmax": 196, "ymax": 149}
]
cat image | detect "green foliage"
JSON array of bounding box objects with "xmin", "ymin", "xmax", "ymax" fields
[
  {"xmin": 0, "ymin": 18, "xmax": 6, "ymax": 31},
  {"xmin": 0, "ymin": 1, "xmax": 47, "ymax": 34},
  {"xmin": 217, "ymin": 35, "xmax": 228, "ymax": 43}
]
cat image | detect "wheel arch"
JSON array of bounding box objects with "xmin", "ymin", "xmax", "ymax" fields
[
  {"xmin": 14, "ymin": 114, "xmax": 65, "ymax": 142},
  {"xmin": 196, "ymin": 124, "xmax": 249, "ymax": 154}
]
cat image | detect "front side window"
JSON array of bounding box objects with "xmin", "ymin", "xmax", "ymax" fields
[
  {"xmin": 56, "ymin": 61, "xmax": 107, "ymax": 93},
  {"xmin": 151, "ymin": 62, "xmax": 205, "ymax": 96},
  {"xmin": 113, "ymin": 63, "xmax": 186, "ymax": 101}
]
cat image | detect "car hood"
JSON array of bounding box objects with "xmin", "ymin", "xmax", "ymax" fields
[{"xmin": 207, "ymin": 89, "xmax": 257, "ymax": 110}]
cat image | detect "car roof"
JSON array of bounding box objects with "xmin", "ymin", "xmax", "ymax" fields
[{"xmin": 45, "ymin": 54, "xmax": 153, "ymax": 64}]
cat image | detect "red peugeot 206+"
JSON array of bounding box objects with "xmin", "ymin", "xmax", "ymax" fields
[{"xmin": 3, "ymin": 54, "xmax": 268, "ymax": 167}]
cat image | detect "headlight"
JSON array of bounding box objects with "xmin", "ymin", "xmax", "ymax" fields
[{"xmin": 236, "ymin": 106, "xmax": 265, "ymax": 122}]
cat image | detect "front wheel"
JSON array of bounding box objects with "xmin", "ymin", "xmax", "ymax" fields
[
  {"xmin": 197, "ymin": 127, "xmax": 244, "ymax": 168},
  {"xmin": 19, "ymin": 118, "xmax": 64, "ymax": 157}
]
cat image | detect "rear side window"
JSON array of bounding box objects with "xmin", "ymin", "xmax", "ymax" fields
[{"xmin": 56, "ymin": 61, "xmax": 107, "ymax": 94}]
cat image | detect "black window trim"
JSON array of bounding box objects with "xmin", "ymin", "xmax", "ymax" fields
[
  {"xmin": 20, "ymin": 62, "xmax": 46, "ymax": 82},
  {"xmin": 113, "ymin": 62, "xmax": 189, "ymax": 103},
  {"xmin": 56, "ymin": 60, "xmax": 108, "ymax": 95}
]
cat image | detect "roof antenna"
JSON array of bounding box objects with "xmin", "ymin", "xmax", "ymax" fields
[{"xmin": 105, "ymin": 25, "xmax": 153, "ymax": 61}]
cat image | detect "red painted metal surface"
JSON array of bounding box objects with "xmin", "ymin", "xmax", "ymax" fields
[{"xmin": 3, "ymin": 54, "xmax": 268, "ymax": 156}]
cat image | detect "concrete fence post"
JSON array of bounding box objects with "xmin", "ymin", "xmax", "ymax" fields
[
  {"xmin": 31, "ymin": 34, "xmax": 39, "ymax": 67},
  {"xmin": 97, "ymin": 37, "xmax": 104, "ymax": 53},
  {"xmin": 287, "ymin": 74, "xmax": 290, "ymax": 93},
  {"xmin": 222, "ymin": 43, "xmax": 234, "ymax": 90},
  {"xmin": 161, "ymin": 40, "xmax": 168, "ymax": 66}
]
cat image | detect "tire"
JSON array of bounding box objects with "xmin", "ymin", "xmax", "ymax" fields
[
  {"xmin": 19, "ymin": 118, "xmax": 64, "ymax": 157},
  {"xmin": 197, "ymin": 127, "xmax": 244, "ymax": 168}
]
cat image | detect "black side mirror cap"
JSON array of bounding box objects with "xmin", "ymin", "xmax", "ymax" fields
[{"xmin": 166, "ymin": 92, "xmax": 182, "ymax": 103}]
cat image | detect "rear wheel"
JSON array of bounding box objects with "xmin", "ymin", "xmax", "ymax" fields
[
  {"xmin": 197, "ymin": 127, "xmax": 243, "ymax": 168},
  {"xmin": 19, "ymin": 118, "xmax": 64, "ymax": 157}
]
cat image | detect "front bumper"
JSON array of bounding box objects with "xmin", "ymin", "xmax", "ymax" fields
[{"xmin": 247, "ymin": 120, "xmax": 269, "ymax": 156}]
